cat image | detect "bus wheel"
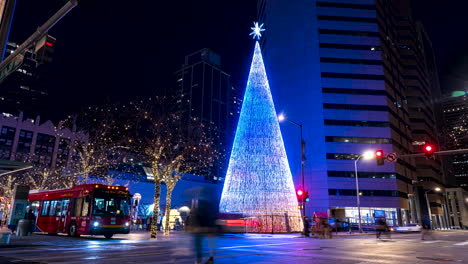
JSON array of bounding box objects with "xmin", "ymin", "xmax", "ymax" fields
[
  {"xmin": 68, "ymin": 223, "xmax": 79, "ymax": 237},
  {"xmin": 104, "ymin": 233, "xmax": 113, "ymax": 239}
]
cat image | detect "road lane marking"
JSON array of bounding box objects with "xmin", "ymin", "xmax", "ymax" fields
[
  {"xmin": 453, "ymin": 241, "xmax": 468, "ymax": 246},
  {"xmin": 120, "ymin": 252, "xmax": 165, "ymax": 257},
  {"xmin": 219, "ymin": 242, "xmax": 306, "ymax": 250},
  {"xmin": 422, "ymin": 240, "xmax": 441, "ymax": 243}
]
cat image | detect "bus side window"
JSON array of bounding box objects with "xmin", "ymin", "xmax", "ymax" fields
[
  {"xmin": 74, "ymin": 198, "xmax": 83, "ymax": 217},
  {"xmin": 41, "ymin": 201, "xmax": 50, "ymax": 216},
  {"xmin": 82, "ymin": 197, "xmax": 90, "ymax": 217},
  {"xmin": 61, "ymin": 199, "xmax": 70, "ymax": 216},
  {"xmin": 49, "ymin": 200, "xmax": 58, "ymax": 216},
  {"xmin": 53, "ymin": 200, "xmax": 63, "ymax": 217}
]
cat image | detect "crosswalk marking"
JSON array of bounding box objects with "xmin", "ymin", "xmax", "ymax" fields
[
  {"xmin": 422, "ymin": 240, "xmax": 441, "ymax": 243},
  {"xmin": 453, "ymin": 241, "xmax": 468, "ymax": 246}
]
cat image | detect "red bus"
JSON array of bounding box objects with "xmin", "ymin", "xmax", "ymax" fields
[{"xmin": 28, "ymin": 184, "xmax": 132, "ymax": 239}]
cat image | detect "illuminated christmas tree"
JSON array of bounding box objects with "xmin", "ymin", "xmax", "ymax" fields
[{"xmin": 219, "ymin": 23, "xmax": 302, "ymax": 233}]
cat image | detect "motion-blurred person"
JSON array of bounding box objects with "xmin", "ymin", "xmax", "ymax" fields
[
  {"xmin": 376, "ymin": 219, "xmax": 386, "ymax": 239},
  {"xmin": 421, "ymin": 224, "xmax": 433, "ymax": 240},
  {"xmin": 187, "ymin": 186, "xmax": 219, "ymax": 264},
  {"xmin": 303, "ymin": 217, "xmax": 310, "ymax": 237}
]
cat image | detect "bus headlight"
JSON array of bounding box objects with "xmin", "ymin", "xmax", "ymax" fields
[
  {"xmin": 93, "ymin": 221, "xmax": 100, "ymax": 227},
  {"xmin": 125, "ymin": 222, "xmax": 130, "ymax": 227}
]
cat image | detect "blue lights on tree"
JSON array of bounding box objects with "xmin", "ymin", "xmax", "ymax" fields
[{"xmin": 219, "ymin": 35, "xmax": 302, "ymax": 233}]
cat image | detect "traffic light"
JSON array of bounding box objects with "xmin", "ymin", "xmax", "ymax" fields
[
  {"xmin": 423, "ymin": 143, "xmax": 436, "ymax": 159},
  {"xmin": 304, "ymin": 191, "xmax": 310, "ymax": 202},
  {"xmin": 297, "ymin": 189, "xmax": 304, "ymax": 203},
  {"xmin": 35, "ymin": 34, "xmax": 56, "ymax": 64},
  {"xmin": 375, "ymin": 149, "xmax": 384, "ymax": 166}
]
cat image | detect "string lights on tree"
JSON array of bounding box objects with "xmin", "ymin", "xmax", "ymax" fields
[{"xmin": 219, "ymin": 23, "xmax": 302, "ymax": 233}]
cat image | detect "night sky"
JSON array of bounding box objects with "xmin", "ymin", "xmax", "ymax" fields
[{"xmin": 7, "ymin": 0, "xmax": 468, "ymax": 120}]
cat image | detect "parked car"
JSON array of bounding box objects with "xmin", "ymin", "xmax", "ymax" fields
[{"xmin": 394, "ymin": 224, "xmax": 422, "ymax": 232}]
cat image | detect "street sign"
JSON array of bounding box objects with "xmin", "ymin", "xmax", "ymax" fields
[
  {"xmin": 386, "ymin": 152, "xmax": 397, "ymax": 162},
  {"xmin": 0, "ymin": 53, "xmax": 24, "ymax": 83}
]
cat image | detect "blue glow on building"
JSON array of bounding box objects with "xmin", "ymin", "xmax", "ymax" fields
[{"xmin": 219, "ymin": 40, "xmax": 302, "ymax": 232}]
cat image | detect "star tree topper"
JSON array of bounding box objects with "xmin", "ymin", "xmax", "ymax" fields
[{"xmin": 249, "ymin": 22, "xmax": 265, "ymax": 40}]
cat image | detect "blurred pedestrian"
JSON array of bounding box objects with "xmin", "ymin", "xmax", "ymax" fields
[
  {"xmin": 334, "ymin": 219, "xmax": 342, "ymax": 235},
  {"xmin": 323, "ymin": 222, "xmax": 332, "ymax": 239},
  {"xmin": 303, "ymin": 217, "xmax": 310, "ymax": 237},
  {"xmin": 421, "ymin": 224, "xmax": 433, "ymax": 240},
  {"xmin": 376, "ymin": 219, "xmax": 388, "ymax": 239},
  {"xmin": 188, "ymin": 185, "xmax": 219, "ymax": 264}
]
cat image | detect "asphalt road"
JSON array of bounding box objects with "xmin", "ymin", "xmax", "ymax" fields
[{"xmin": 1, "ymin": 231, "xmax": 467, "ymax": 263}]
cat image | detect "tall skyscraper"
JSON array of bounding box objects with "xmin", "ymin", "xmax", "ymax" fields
[
  {"xmin": 443, "ymin": 90, "xmax": 468, "ymax": 189},
  {"xmin": 394, "ymin": 0, "xmax": 448, "ymax": 227},
  {"xmin": 175, "ymin": 49, "xmax": 242, "ymax": 181},
  {"xmin": 258, "ymin": 0, "xmax": 446, "ymax": 227}
]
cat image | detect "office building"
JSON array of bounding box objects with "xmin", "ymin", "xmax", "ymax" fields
[
  {"xmin": 258, "ymin": 0, "xmax": 446, "ymax": 227},
  {"xmin": 175, "ymin": 49, "xmax": 242, "ymax": 181},
  {"xmin": 443, "ymin": 91, "xmax": 468, "ymax": 189},
  {"xmin": 445, "ymin": 188, "xmax": 468, "ymax": 229},
  {"xmin": 0, "ymin": 112, "xmax": 81, "ymax": 168},
  {"xmin": 395, "ymin": 0, "xmax": 448, "ymax": 229}
]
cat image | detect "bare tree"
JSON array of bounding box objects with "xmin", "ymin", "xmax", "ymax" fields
[
  {"xmin": 63, "ymin": 105, "xmax": 131, "ymax": 185},
  {"xmin": 128, "ymin": 97, "xmax": 218, "ymax": 238}
]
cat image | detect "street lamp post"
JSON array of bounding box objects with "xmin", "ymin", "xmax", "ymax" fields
[
  {"xmin": 278, "ymin": 114, "xmax": 306, "ymax": 220},
  {"xmin": 354, "ymin": 151, "xmax": 374, "ymax": 233}
]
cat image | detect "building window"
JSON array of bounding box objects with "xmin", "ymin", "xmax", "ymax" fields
[
  {"xmin": 317, "ymin": 15, "xmax": 377, "ymax": 23},
  {"xmin": 325, "ymin": 136, "xmax": 391, "ymax": 144},
  {"xmin": 34, "ymin": 133, "xmax": 55, "ymax": 165},
  {"xmin": 328, "ymin": 171, "xmax": 396, "ymax": 179},
  {"xmin": 328, "ymin": 189, "xmax": 401, "ymax": 197},
  {"xmin": 323, "ymin": 103, "xmax": 388, "ymax": 111},
  {"xmin": 0, "ymin": 126, "xmax": 16, "ymax": 159},
  {"xmin": 318, "ymin": 29, "xmax": 379, "ymax": 37},
  {"xmin": 321, "ymin": 58, "xmax": 382, "ymax": 65},
  {"xmin": 316, "ymin": 1, "xmax": 376, "ymax": 10},
  {"xmin": 324, "ymin": 120, "xmax": 389, "ymax": 127},
  {"xmin": 320, "ymin": 43, "xmax": 380, "ymax": 51},
  {"xmin": 321, "ymin": 72, "xmax": 384, "ymax": 80},
  {"xmin": 322, "ymin": 88, "xmax": 386, "ymax": 96}
]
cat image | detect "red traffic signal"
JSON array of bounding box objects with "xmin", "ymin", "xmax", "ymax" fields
[
  {"xmin": 297, "ymin": 189, "xmax": 304, "ymax": 203},
  {"xmin": 375, "ymin": 149, "xmax": 384, "ymax": 166},
  {"xmin": 423, "ymin": 143, "xmax": 436, "ymax": 159}
]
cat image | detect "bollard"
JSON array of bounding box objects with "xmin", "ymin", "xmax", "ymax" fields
[{"xmin": 1, "ymin": 232, "xmax": 11, "ymax": 245}]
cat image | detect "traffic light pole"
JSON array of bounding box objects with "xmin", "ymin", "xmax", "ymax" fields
[
  {"xmin": 300, "ymin": 124, "xmax": 305, "ymax": 222},
  {"xmin": 398, "ymin": 148, "xmax": 468, "ymax": 158},
  {"xmin": 0, "ymin": 0, "xmax": 78, "ymax": 81},
  {"xmin": 354, "ymin": 155, "xmax": 363, "ymax": 233}
]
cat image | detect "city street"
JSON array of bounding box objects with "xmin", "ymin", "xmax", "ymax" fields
[{"xmin": 1, "ymin": 231, "xmax": 467, "ymax": 263}]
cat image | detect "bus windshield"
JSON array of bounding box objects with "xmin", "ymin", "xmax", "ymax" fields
[{"xmin": 93, "ymin": 197, "xmax": 130, "ymax": 217}]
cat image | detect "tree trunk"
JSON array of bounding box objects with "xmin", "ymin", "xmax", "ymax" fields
[
  {"xmin": 150, "ymin": 180, "xmax": 162, "ymax": 239},
  {"xmin": 164, "ymin": 186, "xmax": 174, "ymax": 236}
]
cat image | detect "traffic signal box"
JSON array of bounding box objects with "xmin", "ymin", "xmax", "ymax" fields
[
  {"xmin": 375, "ymin": 149, "xmax": 384, "ymax": 166},
  {"xmin": 423, "ymin": 143, "xmax": 436, "ymax": 159},
  {"xmin": 297, "ymin": 189, "xmax": 310, "ymax": 203},
  {"xmin": 297, "ymin": 189, "xmax": 303, "ymax": 203}
]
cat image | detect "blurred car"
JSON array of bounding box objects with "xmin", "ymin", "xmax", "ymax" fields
[
  {"xmin": 216, "ymin": 213, "xmax": 259, "ymax": 233},
  {"xmin": 394, "ymin": 224, "xmax": 422, "ymax": 232}
]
